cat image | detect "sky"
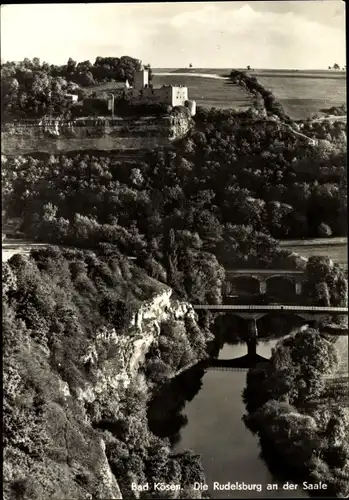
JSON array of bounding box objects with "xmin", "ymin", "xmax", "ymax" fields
[{"xmin": 0, "ymin": 1, "xmax": 346, "ymax": 69}]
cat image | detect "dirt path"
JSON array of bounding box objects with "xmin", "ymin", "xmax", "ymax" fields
[
  {"xmin": 282, "ymin": 122, "xmax": 318, "ymax": 143},
  {"xmin": 154, "ymin": 72, "xmax": 228, "ymax": 80}
]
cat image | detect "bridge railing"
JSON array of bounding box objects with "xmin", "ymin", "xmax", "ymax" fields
[
  {"xmin": 192, "ymin": 304, "xmax": 348, "ymax": 313},
  {"xmin": 226, "ymin": 269, "xmax": 304, "ymax": 275}
]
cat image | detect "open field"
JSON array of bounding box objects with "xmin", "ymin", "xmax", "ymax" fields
[
  {"xmin": 152, "ymin": 74, "xmax": 252, "ymax": 110},
  {"xmin": 155, "ymin": 68, "xmax": 347, "ymax": 77},
  {"xmin": 279, "ymin": 238, "xmax": 348, "ymax": 268},
  {"xmin": 250, "ymin": 70, "xmax": 346, "ymax": 120},
  {"xmin": 154, "ymin": 69, "xmax": 346, "ymax": 119}
]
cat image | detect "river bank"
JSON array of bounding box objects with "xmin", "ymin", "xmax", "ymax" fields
[{"xmin": 148, "ymin": 321, "xmax": 311, "ymax": 499}]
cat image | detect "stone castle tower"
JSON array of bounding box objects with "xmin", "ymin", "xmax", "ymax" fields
[{"xmin": 133, "ymin": 64, "xmax": 149, "ymax": 90}]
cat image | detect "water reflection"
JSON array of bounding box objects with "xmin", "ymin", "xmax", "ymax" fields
[
  {"xmin": 148, "ymin": 364, "xmax": 206, "ymax": 447},
  {"xmin": 148, "ymin": 319, "xmax": 310, "ymax": 498}
]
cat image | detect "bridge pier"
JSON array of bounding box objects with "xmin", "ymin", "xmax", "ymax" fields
[
  {"xmin": 234, "ymin": 313, "xmax": 266, "ymax": 323},
  {"xmin": 247, "ymin": 336, "xmax": 257, "ymax": 358},
  {"xmin": 246, "ymin": 317, "xmax": 258, "ymax": 338},
  {"xmin": 295, "ymin": 282, "xmax": 302, "ymax": 295},
  {"xmin": 229, "ymin": 314, "xmax": 267, "ymax": 359},
  {"xmin": 245, "ymin": 317, "xmax": 260, "ymax": 358},
  {"xmin": 259, "ymin": 279, "xmax": 267, "ymax": 294}
]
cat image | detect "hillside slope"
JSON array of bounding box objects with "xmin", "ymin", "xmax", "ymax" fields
[{"xmin": 3, "ymin": 246, "xmax": 211, "ymax": 500}]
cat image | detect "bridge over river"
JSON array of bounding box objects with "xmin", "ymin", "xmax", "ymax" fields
[{"xmin": 193, "ymin": 304, "xmax": 348, "ymax": 369}]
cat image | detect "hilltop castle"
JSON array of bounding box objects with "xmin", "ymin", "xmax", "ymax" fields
[{"xmin": 120, "ymin": 64, "xmax": 196, "ymax": 116}]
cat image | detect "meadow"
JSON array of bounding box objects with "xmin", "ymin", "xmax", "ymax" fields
[
  {"xmin": 154, "ymin": 69, "xmax": 346, "ymax": 119},
  {"xmin": 254, "ymin": 70, "xmax": 346, "ymax": 120},
  {"xmin": 278, "ymin": 239, "xmax": 348, "ymax": 268},
  {"xmin": 152, "ymin": 73, "xmax": 252, "ymax": 110}
]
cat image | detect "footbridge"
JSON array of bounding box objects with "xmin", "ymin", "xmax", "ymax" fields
[
  {"xmin": 205, "ymin": 354, "xmax": 270, "ymax": 372},
  {"xmin": 226, "ymin": 269, "xmax": 305, "ymax": 296}
]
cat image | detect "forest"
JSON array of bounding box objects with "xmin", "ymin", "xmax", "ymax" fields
[
  {"xmin": 1, "ymin": 56, "xmax": 141, "ymax": 120},
  {"xmin": 2, "ymin": 103, "xmax": 347, "ymax": 305}
]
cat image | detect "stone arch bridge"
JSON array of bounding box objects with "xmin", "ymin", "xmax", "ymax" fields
[{"xmin": 226, "ymin": 269, "xmax": 305, "ymax": 296}]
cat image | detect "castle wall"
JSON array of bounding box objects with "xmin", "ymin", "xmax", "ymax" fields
[
  {"xmin": 171, "ymin": 87, "xmax": 188, "ymax": 107},
  {"xmin": 131, "ymin": 68, "xmax": 189, "ymax": 108}
]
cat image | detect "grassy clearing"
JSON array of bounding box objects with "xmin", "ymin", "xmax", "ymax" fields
[
  {"xmin": 279, "ymin": 238, "xmax": 347, "ymax": 246},
  {"xmin": 254, "ymin": 71, "xmax": 346, "ymax": 120},
  {"xmin": 279, "ymin": 241, "xmax": 348, "ymax": 267},
  {"xmin": 154, "ymin": 69, "xmax": 346, "ymax": 119},
  {"xmin": 85, "ymin": 81, "xmax": 124, "ymax": 94},
  {"xmin": 152, "ymin": 74, "xmax": 252, "ymax": 110},
  {"xmin": 155, "ymin": 68, "xmax": 230, "ymax": 75}
]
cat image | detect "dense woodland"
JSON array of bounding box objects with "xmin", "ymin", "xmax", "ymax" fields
[
  {"xmin": 1, "ymin": 56, "xmax": 141, "ymax": 120},
  {"xmin": 2, "ymin": 105, "xmax": 347, "ymax": 304},
  {"xmin": 243, "ymin": 330, "xmax": 349, "ymax": 497}
]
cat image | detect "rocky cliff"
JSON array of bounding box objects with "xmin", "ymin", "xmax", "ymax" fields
[
  {"xmin": 58, "ymin": 286, "xmax": 199, "ymax": 499},
  {"xmin": 75, "ymin": 286, "xmax": 198, "ymax": 406},
  {"xmin": 2, "ymin": 111, "xmax": 193, "ymax": 155},
  {"xmin": 3, "ymin": 251, "xmax": 205, "ymax": 500}
]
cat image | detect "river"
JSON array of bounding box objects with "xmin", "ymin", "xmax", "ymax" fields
[{"xmin": 148, "ymin": 333, "xmax": 309, "ymax": 499}]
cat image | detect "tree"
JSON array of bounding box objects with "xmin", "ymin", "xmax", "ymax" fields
[
  {"xmin": 189, "ymin": 63, "xmax": 193, "ymax": 69},
  {"xmin": 333, "ymin": 63, "xmax": 340, "ymax": 70},
  {"xmin": 303, "ymin": 256, "xmax": 347, "ymax": 306},
  {"xmin": 244, "ymin": 329, "xmax": 339, "ymax": 415},
  {"xmin": 67, "ymin": 57, "xmax": 77, "ymax": 74},
  {"xmin": 247, "ymin": 65, "xmax": 251, "ymax": 70},
  {"xmin": 166, "ymin": 229, "xmax": 183, "ymax": 296}
]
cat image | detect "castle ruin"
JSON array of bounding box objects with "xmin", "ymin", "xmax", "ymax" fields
[{"xmin": 119, "ymin": 65, "xmax": 196, "ymax": 116}]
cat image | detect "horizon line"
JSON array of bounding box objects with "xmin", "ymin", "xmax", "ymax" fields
[
  {"xmin": 153, "ymin": 67, "xmax": 346, "ymax": 71},
  {"xmin": 1, "ymin": 59, "xmax": 346, "ymax": 73}
]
